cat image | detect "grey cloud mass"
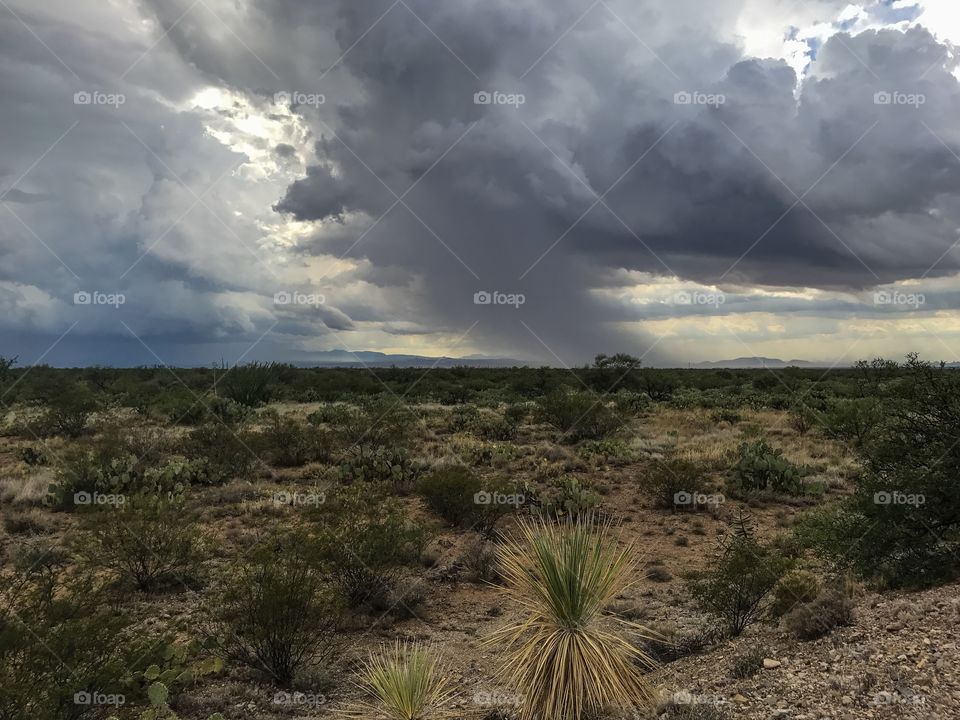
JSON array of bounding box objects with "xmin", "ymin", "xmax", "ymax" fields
[{"xmin": 1, "ymin": 0, "xmax": 959, "ymax": 365}]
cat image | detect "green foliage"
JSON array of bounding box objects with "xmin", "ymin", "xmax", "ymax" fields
[
  {"xmin": 254, "ymin": 411, "xmax": 330, "ymax": 467},
  {"xmin": 538, "ymin": 475, "xmax": 599, "ymax": 520},
  {"xmin": 732, "ymin": 439, "xmax": 807, "ymax": 495},
  {"xmin": 819, "ymin": 397, "xmax": 882, "ymax": 447},
  {"xmin": 217, "ymin": 362, "xmax": 279, "ymax": 407},
  {"xmin": 31, "ymin": 381, "xmax": 98, "ymax": 438},
  {"xmin": 783, "ymin": 587, "xmax": 854, "ymax": 640},
  {"xmin": 801, "ymin": 355, "xmax": 960, "ymax": 588},
  {"xmin": 643, "ymin": 458, "xmax": 708, "ymax": 510},
  {"xmin": 730, "ymin": 647, "xmax": 764, "ymax": 679},
  {"xmin": 417, "ymin": 466, "xmax": 517, "ymax": 536},
  {"xmin": 576, "ymin": 439, "xmax": 635, "ymax": 466},
  {"xmin": 76, "ymin": 494, "xmax": 204, "ymax": 592},
  {"xmin": 768, "ymin": 570, "xmax": 821, "ymax": 619},
  {"xmin": 338, "ymin": 446, "xmax": 425, "ymax": 493},
  {"xmin": 210, "ymin": 531, "xmax": 337, "ymax": 686},
  {"xmin": 536, "ymin": 388, "xmax": 621, "ymax": 443},
  {"xmin": 313, "ymin": 485, "xmax": 428, "ymax": 609},
  {"xmin": 0, "ymin": 553, "xmax": 167, "ymax": 720},
  {"xmin": 183, "ymin": 422, "xmax": 258, "ymax": 484},
  {"xmin": 686, "ymin": 513, "xmax": 793, "ymax": 636}
]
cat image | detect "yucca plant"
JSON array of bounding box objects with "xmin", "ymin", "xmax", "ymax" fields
[
  {"xmin": 486, "ymin": 516, "xmax": 656, "ymax": 720},
  {"xmin": 352, "ymin": 641, "xmax": 453, "ymax": 720}
]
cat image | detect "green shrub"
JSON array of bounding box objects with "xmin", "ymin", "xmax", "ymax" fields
[
  {"xmin": 686, "ymin": 514, "xmax": 793, "ymax": 636},
  {"xmin": 338, "ymin": 445, "xmax": 425, "ymax": 493},
  {"xmin": 312, "ymin": 485, "xmax": 428, "ymax": 609},
  {"xmin": 536, "ymin": 388, "xmax": 621, "ymax": 443},
  {"xmin": 417, "ymin": 466, "xmax": 517, "ymax": 536},
  {"xmin": 218, "ymin": 362, "xmax": 278, "ymax": 407},
  {"xmin": 338, "ymin": 396, "xmax": 418, "ymax": 448},
  {"xmin": 730, "ymin": 647, "xmax": 764, "ymax": 679},
  {"xmin": 538, "ymin": 475, "xmax": 599, "ymax": 520},
  {"xmin": 783, "ymin": 588, "xmax": 854, "ymax": 640},
  {"xmin": 768, "ymin": 570, "xmax": 821, "ymax": 619},
  {"xmin": 801, "ymin": 356, "xmax": 960, "ymax": 588},
  {"xmin": 254, "ymin": 412, "xmax": 330, "ymax": 467},
  {"xmin": 184, "ymin": 423, "xmax": 258, "ymax": 484},
  {"xmin": 76, "ymin": 494, "xmax": 204, "ymax": 592},
  {"xmin": 32, "ymin": 382, "xmax": 98, "ymax": 438},
  {"xmin": 820, "ymin": 397, "xmax": 881, "ymax": 447},
  {"xmin": 576, "ymin": 439, "xmax": 634, "ymax": 466},
  {"xmin": 15, "ymin": 445, "xmax": 50, "ymax": 466},
  {"xmin": 0, "ymin": 556, "xmax": 166, "ymax": 720},
  {"xmin": 732, "ymin": 439, "xmax": 807, "ymax": 495},
  {"xmin": 644, "ymin": 458, "xmax": 709, "ymax": 510},
  {"xmin": 210, "ymin": 532, "xmax": 336, "ymax": 686}
]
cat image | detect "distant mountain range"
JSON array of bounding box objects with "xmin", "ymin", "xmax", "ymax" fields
[{"xmin": 687, "ymin": 356, "xmax": 843, "ymax": 369}]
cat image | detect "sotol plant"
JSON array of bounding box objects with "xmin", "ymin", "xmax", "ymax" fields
[
  {"xmin": 351, "ymin": 642, "xmax": 453, "ymax": 720},
  {"xmin": 486, "ymin": 516, "xmax": 656, "ymax": 720}
]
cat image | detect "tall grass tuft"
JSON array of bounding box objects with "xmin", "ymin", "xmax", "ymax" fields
[
  {"xmin": 353, "ymin": 641, "xmax": 453, "ymax": 720},
  {"xmin": 486, "ymin": 515, "xmax": 656, "ymax": 720}
]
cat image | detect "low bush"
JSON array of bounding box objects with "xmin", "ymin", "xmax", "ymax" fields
[
  {"xmin": 418, "ymin": 466, "xmax": 517, "ymax": 536},
  {"xmin": 686, "ymin": 513, "xmax": 793, "ymax": 636},
  {"xmin": 184, "ymin": 422, "xmax": 259, "ymax": 484},
  {"xmin": 254, "ymin": 412, "xmax": 330, "ymax": 467},
  {"xmin": 783, "ymin": 587, "xmax": 854, "ymax": 640},
  {"xmin": 31, "ymin": 381, "xmax": 99, "ymax": 438},
  {"xmin": 338, "ymin": 445, "xmax": 425, "ymax": 493},
  {"xmin": 730, "ymin": 646, "xmax": 764, "ymax": 679},
  {"xmin": 354, "ymin": 642, "xmax": 452, "ymax": 720},
  {"xmin": 76, "ymin": 494, "xmax": 205, "ymax": 592},
  {"xmin": 732, "ymin": 439, "xmax": 808, "ymax": 495},
  {"xmin": 312, "ymin": 485, "xmax": 428, "ymax": 609},
  {"xmin": 536, "ymin": 388, "xmax": 621, "ymax": 443},
  {"xmin": 460, "ymin": 536, "xmax": 501, "ymax": 583},
  {"xmin": 643, "ymin": 458, "xmax": 708, "ymax": 510},
  {"xmin": 210, "ymin": 532, "xmax": 337, "ymax": 686},
  {"xmin": 218, "ymin": 362, "xmax": 279, "ymax": 407},
  {"xmin": 768, "ymin": 569, "xmax": 821, "ymax": 619}
]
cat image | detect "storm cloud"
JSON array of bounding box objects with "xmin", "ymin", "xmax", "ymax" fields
[{"xmin": 2, "ymin": 0, "xmax": 960, "ymax": 365}]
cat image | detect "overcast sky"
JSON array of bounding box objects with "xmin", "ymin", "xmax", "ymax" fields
[{"xmin": 2, "ymin": 0, "xmax": 960, "ymax": 367}]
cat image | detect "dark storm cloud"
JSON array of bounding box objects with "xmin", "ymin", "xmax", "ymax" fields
[{"xmin": 2, "ymin": 0, "xmax": 959, "ymax": 365}]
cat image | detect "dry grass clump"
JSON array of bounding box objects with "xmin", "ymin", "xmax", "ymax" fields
[{"xmin": 486, "ymin": 516, "xmax": 656, "ymax": 720}]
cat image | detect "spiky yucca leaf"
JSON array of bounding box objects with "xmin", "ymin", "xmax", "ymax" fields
[
  {"xmin": 485, "ymin": 516, "xmax": 656, "ymax": 720},
  {"xmin": 352, "ymin": 641, "xmax": 454, "ymax": 720}
]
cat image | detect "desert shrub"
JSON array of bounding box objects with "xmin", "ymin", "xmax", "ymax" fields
[
  {"xmin": 686, "ymin": 513, "xmax": 793, "ymax": 636},
  {"xmin": 783, "ymin": 588, "xmax": 854, "ymax": 640},
  {"xmin": 338, "ymin": 446, "xmax": 425, "ymax": 493},
  {"xmin": 801, "ymin": 356, "xmax": 960, "ymax": 588},
  {"xmin": 417, "ymin": 466, "xmax": 518, "ymax": 536},
  {"xmin": 218, "ymin": 362, "xmax": 278, "ymax": 407},
  {"xmin": 31, "ymin": 381, "xmax": 98, "ymax": 438},
  {"xmin": 710, "ymin": 407, "xmax": 742, "ymax": 424},
  {"xmin": 183, "ymin": 423, "xmax": 258, "ymax": 484},
  {"xmin": 254, "ymin": 412, "xmax": 330, "ymax": 467},
  {"xmin": 788, "ymin": 404, "xmax": 816, "ymax": 434},
  {"xmin": 613, "ymin": 390, "xmax": 649, "ymax": 416},
  {"xmin": 2, "ymin": 509, "xmax": 54, "ymax": 536},
  {"xmin": 338, "ymin": 396, "xmax": 419, "ymax": 448},
  {"xmin": 0, "ymin": 555, "xmax": 166, "ymax": 720},
  {"xmin": 313, "ymin": 485, "xmax": 428, "ymax": 609},
  {"xmin": 730, "ymin": 646, "xmax": 764, "ymax": 679},
  {"xmin": 76, "ymin": 494, "xmax": 204, "ymax": 592},
  {"xmin": 486, "ymin": 517, "xmax": 656, "ymax": 720},
  {"xmin": 306, "ymin": 403, "xmax": 353, "ymax": 427},
  {"xmin": 353, "ymin": 642, "xmax": 452, "ymax": 720},
  {"xmin": 576, "ymin": 439, "xmax": 634, "ymax": 466},
  {"xmin": 768, "ymin": 570, "xmax": 821, "ymax": 619},
  {"xmin": 15, "ymin": 445, "xmax": 50, "ymax": 466},
  {"xmin": 536, "ymin": 388, "xmax": 621, "ymax": 443},
  {"xmin": 210, "ymin": 532, "xmax": 337, "ymax": 686},
  {"xmin": 644, "ymin": 458, "xmax": 708, "ymax": 510},
  {"xmin": 732, "ymin": 439, "xmax": 807, "ymax": 495},
  {"xmin": 460, "ymin": 536, "xmax": 501, "ymax": 583},
  {"xmin": 448, "ymin": 405, "xmax": 481, "ymax": 433},
  {"xmin": 538, "ymin": 475, "xmax": 599, "ymax": 520},
  {"xmin": 656, "ymin": 700, "xmax": 731, "ymax": 720},
  {"xmin": 820, "ymin": 397, "xmax": 882, "ymax": 447}
]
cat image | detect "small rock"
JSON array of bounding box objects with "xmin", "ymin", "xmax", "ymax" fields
[{"xmin": 764, "ymin": 658, "xmax": 782, "ymax": 669}]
